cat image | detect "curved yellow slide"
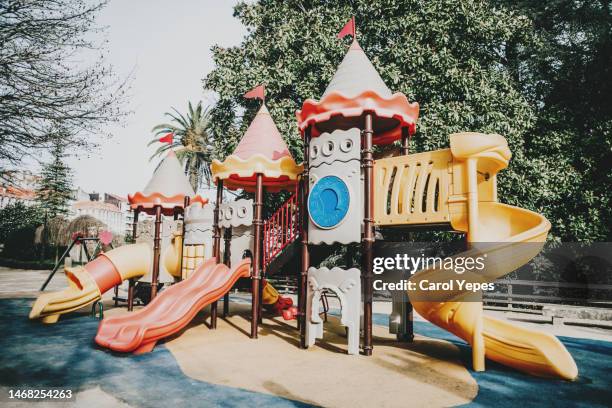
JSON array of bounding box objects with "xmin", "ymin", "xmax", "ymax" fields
[
  {"xmin": 410, "ymin": 202, "xmax": 578, "ymax": 380},
  {"xmin": 406, "ymin": 133, "xmax": 578, "ymax": 380},
  {"xmin": 29, "ymin": 243, "xmax": 151, "ymax": 324}
]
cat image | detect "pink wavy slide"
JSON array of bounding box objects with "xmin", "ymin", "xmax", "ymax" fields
[{"xmin": 95, "ymin": 258, "xmax": 251, "ymax": 354}]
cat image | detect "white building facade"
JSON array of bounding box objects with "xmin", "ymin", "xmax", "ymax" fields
[{"xmin": 71, "ymin": 200, "xmax": 124, "ymax": 236}]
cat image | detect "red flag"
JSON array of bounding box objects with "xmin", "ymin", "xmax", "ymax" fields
[
  {"xmin": 337, "ymin": 17, "xmax": 355, "ymax": 39},
  {"xmin": 159, "ymin": 132, "xmax": 173, "ymax": 144},
  {"xmin": 244, "ymin": 84, "xmax": 265, "ymax": 101}
]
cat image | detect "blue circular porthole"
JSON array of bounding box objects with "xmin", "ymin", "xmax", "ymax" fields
[{"xmin": 308, "ymin": 175, "xmax": 351, "ymax": 229}]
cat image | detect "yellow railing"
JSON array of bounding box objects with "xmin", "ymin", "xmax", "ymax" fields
[
  {"xmin": 373, "ymin": 133, "xmax": 510, "ymax": 231},
  {"xmin": 373, "ymin": 149, "xmax": 453, "ymax": 226}
]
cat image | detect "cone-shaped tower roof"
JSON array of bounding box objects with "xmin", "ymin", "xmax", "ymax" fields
[
  {"xmin": 211, "ymin": 104, "xmax": 303, "ymax": 193},
  {"xmin": 143, "ymin": 151, "xmax": 195, "ymax": 196},
  {"xmin": 233, "ymin": 104, "xmax": 292, "ymax": 161},
  {"xmin": 129, "ymin": 151, "xmax": 207, "ymax": 215},
  {"xmin": 297, "ymin": 39, "xmax": 419, "ymax": 145},
  {"xmin": 322, "ymin": 40, "xmax": 392, "ymax": 99}
]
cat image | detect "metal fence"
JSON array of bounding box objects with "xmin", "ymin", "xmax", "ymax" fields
[
  {"xmin": 269, "ymin": 277, "xmax": 612, "ymax": 312},
  {"xmin": 267, "ymin": 276, "xmax": 297, "ymax": 294},
  {"xmin": 483, "ymin": 279, "xmax": 612, "ymax": 313}
]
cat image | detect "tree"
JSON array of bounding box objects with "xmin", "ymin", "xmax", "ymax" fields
[
  {"xmin": 204, "ymin": 0, "xmax": 609, "ymax": 241},
  {"xmin": 492, "ymin": 0, "xmax": 612, "ymax": 241},
  {"xmin": 0, "ymin": 0, "xmax": 129, "ymax": 168},
  {"xmin": 0, "ymin": 202, "xmax": 42, "ymax": 244},
  {"xmin": 36, "ymin": 137, "xmax": 74, "ymax": 218},
  {"xmin": 150, "ymin": 102, "xmax": 216, "ymax": 190}
]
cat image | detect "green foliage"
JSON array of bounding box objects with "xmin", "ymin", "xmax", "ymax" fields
[
  {"xmin": 492, "ymin": 0, "xmax": 612, "ymax": 241},
  {"xmin": 36, "ymin": 137, "xmax": 74, "ymax": 218},
  {"xmin": 0, "ymin": 203, "xmax": 63, "ymax": 261},
  {"xmin": 124, "ymin": 232, "xmax": 133, "ymax": 244},
  {"xmin": 0, "ymin": 202, "xmax": 43, "ymax": 243},
  {"xmin": 2, "ymin": 225, "xmax": 40, "ymax": 260},
  {"xmin": 204, "ymin": 0, "xmax": 610, "ymax": 241},
  {"xmin": 149, "ymin": 101, "xmax": 217, "ymax": 190}
]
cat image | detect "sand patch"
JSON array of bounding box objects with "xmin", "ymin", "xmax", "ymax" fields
[{"xmin": 163, "ymin": 304, "xmax": 477, "ymax": 408}]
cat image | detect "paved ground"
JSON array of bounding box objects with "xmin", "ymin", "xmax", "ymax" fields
[
  {"xmin": 2, "ymin": 297, "xmax": 612, "ymax": 407},
  {"xmin": 0, "ymin": 267, "xmax": 67, "ymax": 297},
  {"xmin": 0, "ymin": 266, "xmax": 130, "ymax": 302},
  {"xmin": 161, "ymin": 303, "xmax": 477, "ymax": 407},
  {"xmin": 4, "ymin": 264, "xmax": 612, "ymax": 342}
]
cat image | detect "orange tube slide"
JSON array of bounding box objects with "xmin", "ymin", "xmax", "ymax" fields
[{"xmin": 29, "ymin": 244, "xmax": 151, "ymax": 324}]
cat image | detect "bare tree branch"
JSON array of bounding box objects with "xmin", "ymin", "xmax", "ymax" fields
[{"xmin": 0, "ymin": 0, "xmax": 131, "ymax": 169}]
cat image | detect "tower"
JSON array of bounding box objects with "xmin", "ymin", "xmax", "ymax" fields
[
  {"xmin": 212, "ymin": 102, "xmax": 303, "ymax": 337},
  {"xmin": 296, "ymin": 34, "xmax": 419, "ymax": 354}
]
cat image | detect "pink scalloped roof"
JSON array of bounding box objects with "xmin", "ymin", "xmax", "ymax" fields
[
  {"xmin": 233, "ymin": 104, "xmax": 292, "ymax": 161},
  {"xmin": 211, "ymin": 104, "xmax": 302, "ymax": 192},
  {"xmin": 296, "ymin": 40, "xmax": 419, "ymax": 144}
]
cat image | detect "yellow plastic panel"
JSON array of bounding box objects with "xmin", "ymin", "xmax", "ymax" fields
[{"xmin": 373, "ymin": 149, "xmax": 453, "ymax": 226}]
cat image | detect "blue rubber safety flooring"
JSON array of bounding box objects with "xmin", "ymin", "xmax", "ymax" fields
[{"xmin": 1, "ymin": 298, "xmax": 610, "ymax": 407}]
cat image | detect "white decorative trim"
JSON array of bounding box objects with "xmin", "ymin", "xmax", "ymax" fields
[
  {"xmin": 309, "ymin": 128, "xmax": 360, "ymax": 168},
  {"xmin": 219, "ymin": 199, "xmax": 253, "ymax": 228}
]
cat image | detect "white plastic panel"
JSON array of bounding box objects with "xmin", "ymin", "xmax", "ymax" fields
[
  {"xmin": 308, "ymin": 128, "xmax": 362, "ymax": 245},
  {"xmin": 184, "ymin": 203, "xmax": 214, "ymax": 246},
  {"xmin": 308, "ymin": 160, "xmax": 361, "ymax": 245},
  {"xmin": 306, "ymin": 267, "xmax": 361, "ymax": 355},
  {"xmin": 219, "ymin": 199, "xmax": 253, "ymax": 228},
  {"xmin": 309, "ymin": 128, "xmax": 360, "ymax": 168}
]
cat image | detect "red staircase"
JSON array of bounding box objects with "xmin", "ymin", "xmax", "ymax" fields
[{"xmin": 263, "ymin": 193, "xmax": 300, "ymax": 269}]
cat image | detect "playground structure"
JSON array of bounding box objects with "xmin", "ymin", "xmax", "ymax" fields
[
  {"xmin": 30, "ymin": 21, "xmax": 578, "ymax": 382},
  {"xmin": 94, "ymin": 258, "xmax": 251, "ymax": 354},
  {"xmin": 376, "ymin": 133, "xmax": 576, "ymax": 379},
  {"xmin": 29, "ymin": 243, "xmax": 150, "ymax": 323},
  {"xmin": 29, "ymin": 152, "xmax": 205, "ymax": 323},
  {"xmin": 39, "ymin": 233, "xmax": 114, "ymax": 292}
]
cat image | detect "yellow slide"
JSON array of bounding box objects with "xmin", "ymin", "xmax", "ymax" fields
[
  {"xmin": 409, "ymin": 202, "xmax": 578, "ymax": 380},
  {"xmin": 374, "ymin": 132, "xmax": 578, "ymax": 380},
  {"xmin": 29, "ymin": 243, "xmax": 151, "ymax": 324}
]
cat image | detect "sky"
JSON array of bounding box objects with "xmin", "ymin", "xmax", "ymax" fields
[{"xmin": 64, "ymin": 0, "xmax": 246, "ymax": 199}]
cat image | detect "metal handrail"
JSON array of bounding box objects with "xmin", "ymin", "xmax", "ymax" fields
[{"xmin": 263, "ymin": 193, "xmax": 300, "ymax": 268}]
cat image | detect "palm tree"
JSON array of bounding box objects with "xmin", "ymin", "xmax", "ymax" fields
[{"xmin": 149, "ymin": 101, "xmax": 215, "ymax": 190}]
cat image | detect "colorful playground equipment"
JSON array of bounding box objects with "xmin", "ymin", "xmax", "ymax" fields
[
  {"xmin": 29, "ymin": 243, "xmax": 151, "ymax": 323},
  {"xmin": 128, "ymin": 149, "xmax": 208, "ymax": 300},
  {"xmin": 94, "ymin": 258, "xmax": 251, "ymax": 354},
  {"xmin": 210, "ymin": 101, "xmax": 303, "ymax": 337},
  {"xmin": 30, "ymin": 19, "xmax": 578, "ymax": 382},
  {"xmin": 30, "ymin": 151, "xmax": 204, "ymax": 323},
  {"xmin": 292, "ymin": 33, "xmax": 576, "ymax": 379},
  {"xmin": 376, "ymin": 132, "xmax": 577, "ymax": 379},
  {"xmin": 39, "ymin": 232, "xmax": 114, "ymax": 292},
  {"xmin": 95, "ymin": 104, "xmax": 301, "ymax": 352}
]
